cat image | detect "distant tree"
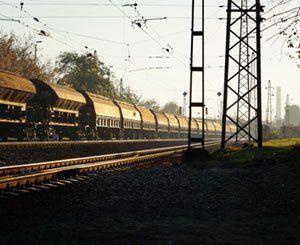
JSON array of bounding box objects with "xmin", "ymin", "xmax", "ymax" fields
[
  {"xmin": 0, "ymin": 31, "xmax": 143, "ymax": 103},
  {"xmin": 139, "ymin": 99, "xmax": 160, "ymax": 111},
  {"xmin": 119, "ymin": 86, "xmax": 141, "ymax": 104},
  {"xmin": 56, "ymin": 51, "xmax": 142, "ymax": 102},
  {"xmin": 0, "ymin": 31, "xmax": 55, "ymax": 81},
  {"xmin": 160, "ymin": 101, "xmax": 180, "ymax": 115},
  {"xmin": 56, "ymin": 51, "xmax": 117, "ymax": 98}
]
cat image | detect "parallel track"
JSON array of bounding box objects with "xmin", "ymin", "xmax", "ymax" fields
[
  {"xmin": 0, "ymin": 142, "xmax": 220, "ymax": 190},
  {"xmin": 0, "ymin": 139, "xmax": 190, "ymax": 150},
  {"xmin": 0, "ymin": 137, "xmax": 222, "ymax": 150}
]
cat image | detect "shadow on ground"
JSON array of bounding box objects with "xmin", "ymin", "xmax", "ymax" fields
[{"xmin": 0, "ymin": 139, "xmax": 299, "ymax": 244}]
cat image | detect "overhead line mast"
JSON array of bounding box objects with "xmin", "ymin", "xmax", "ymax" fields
[
  {"xmin": 221, "ymin": 0, "xmax": 263, "ymax": 148},
  {"xmin": 188, "ymin": 0, "xmax": 205, "ymax": 149},
  {"xmin": 265, "ymin": 80, "xmax": 274, "ymax": 126}
]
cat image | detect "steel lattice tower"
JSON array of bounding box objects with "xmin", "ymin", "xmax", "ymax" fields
[
  {"xmin": 221, "ymin": 0, "xmax": 263, "ymax": 148},
  {"xmin": 236, "ymin": 0, "xmax": 251, "ymax": 141},
  {"xmin": 249, "ymin": 51, "xmax": 257, "ymax": 137}
]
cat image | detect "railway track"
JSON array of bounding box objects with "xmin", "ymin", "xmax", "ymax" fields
[
  {"xmin": 0, "ymin": 138, "xmax": 190, "ymax": 150},
  {"xmin": 0, "ymin": 141, "xmax": 220, "ymax": 191}
]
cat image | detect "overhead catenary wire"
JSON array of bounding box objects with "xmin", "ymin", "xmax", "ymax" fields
[
  {"xmin": 107, "ymin": 0, "xmax": 189, "ymax": 66},
  {"xmin": 0, "ymin": 0, "xmax": 127, "ymax": 47},
  {"xmin": 0, "ymin": 0, "xmax": 151, "ymax": 77},
  {"xmin": 263, "ymin": 0, "xmax": 293, "ymax": 15},
  {"xmin": 0, "ymin": 0, "xmax": 192, "ymax": 90},
  {"xmin": 0, "ymin": 3, "xmax": 223, "ymax": 7},
  {"xmin": 6, "ymin": 15, "xmax": 227, "ymax": 20},
  {"xmin": 262, "ymin": 2, "xmax": 300, "ymax": 46},
  {"xmin": 263, "ymin": 5, "xmax": 300, "ymax": 21},
  {"xmin": 0, "ymin": 0, "xmax": 238, "ymax": 103},
  {"xmin": 0, "ymin": 12, "xmax": 79, "ymax": 50},
  {"xmin": 0, "ymin": 4, "xmax": 130, "ymax": 74},
  {"xmin": 129, "ymin": 66, "xmax": 171, "ymax": 72},
  {"xmin": 0, "ymin": 0, "xmax": 89, "ymax": 51},
  {"xmin": 0, "ymin": 11, "xmax": 182, "ymax": 88}
]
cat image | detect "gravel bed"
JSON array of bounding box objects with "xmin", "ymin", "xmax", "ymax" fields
[
  {"xmin": 0, "ymin": 158, "xmax": 299, "ymax": 244},
  {"xmin": 0, "ymin": 140, "xmax": 189, "ymax": 166}
]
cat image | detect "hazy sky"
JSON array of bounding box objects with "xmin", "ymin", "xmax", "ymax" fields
[{"xmin": 1, "ymin": 0, "xmax": 299, "ymax": 120}]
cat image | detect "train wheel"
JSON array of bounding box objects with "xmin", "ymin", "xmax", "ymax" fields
[
  {"xmin": 1, "ymin": 136, "xmax": 7, "ymax": 142},
  {"xmin": 17, "ymin": 137, "xmax": 23, "ymax": 142}
]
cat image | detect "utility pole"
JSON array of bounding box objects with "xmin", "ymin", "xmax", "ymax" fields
[
  {"xmin": 183, "ymin": 92, "xmax": 188, "ymax": 116},
  {"xmin": 188, "ymin": 0, "xmax": 205, "ymax": 150},
  {"xmin": 219, "ymin": 100, "xmax": 223, "ymax": 122},
  {"xmin": 285, "ymin": 94, "xmax": 290, "ymax": 126},
  {"xmin": 275, "ymin": 86, "xmax": 282, "ymax": 124},
  {"xmin": 265, "ymin": 80, "xmax": 274, "ymax": 126},
  {"xmin": 217, "ymin": 91, "xmax": 222, "ymax": 122},
  {"xmin": 34, "ymin": 41, "xmax": 42, "ymax": 65},
  {"xmin": 119, "ymin": 78, "xmax": 124, "ymax": 99},
  {"xmin": 34, "ymin": 44, "xmax": 37, "ymax": 64},
  {"xmin": 221, "ymin": 0, "xmax": 263, "ymax": 148}
]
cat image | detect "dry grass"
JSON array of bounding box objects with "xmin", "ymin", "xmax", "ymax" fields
[
  {"xmin": 191, "ymin": 138, "xmax": 300, "ymax": 169},
  {"xmin": 264, "ymin": 138, "xmax": 300, "ymax": 148}
]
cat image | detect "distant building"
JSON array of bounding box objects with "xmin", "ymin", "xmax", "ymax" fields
[
  {"xmin": 276, "ymin": 86, "xmax": 281, "ymax": 122},
  {"xmin": 281, "ymin": 126, "xmax": 300, "ymax": 138},
  {"xmin": 285, "ymin": 104, "xmax": 300, "ymax": 126}
]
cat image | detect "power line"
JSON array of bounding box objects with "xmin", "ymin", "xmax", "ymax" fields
[
  {"xmin": 108, "ymin": 0, "xmax": 188, "ymax": 66},
  {"xmin": 264, "ymin": 5, "xmax": 300, "ymax": 21},
  {"xmin": 43, "ymin": 27, "xmax": 127, "ymax": 45},
  {"xmin": 0, "ymin": 1, "xmax": 85, "ymax": 49},
  {"xmin": 7, "ymin": 15, "xmax": 225, "ymax": 20},
  {"xmin": 0, "ymin": 0, "xmax": 195, "ymax": 97},
  {"xmin": 0, "ymin": 0, "xmax": 128, "ymax": 52},
  {"xmin": 129, "ymin": 66, "xmax": 171, "ymax": 72},
  {"xmin": 0, "ymin": 3, "xmax": 222, "ymax": 7},
  {"xmin": 0, "ymin": 12, "xmax": 20, "ymax": 23},
  {"xmin": 0, "ymin": 0, "xmax": 231, "ymax": 100},
  {"xmin": 263, "ymin": 0, "xmax": 292, "ymax": 15}
]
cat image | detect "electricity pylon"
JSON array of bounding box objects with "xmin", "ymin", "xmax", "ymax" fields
[{"xmin": 221, "ymin": 0, "xmax": 263, "ymax": 148}]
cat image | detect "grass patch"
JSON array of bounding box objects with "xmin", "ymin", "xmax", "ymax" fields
[
  {"xmin": 192, "ymin": 138, "xmax": 300, "ymax": 169},
  {"xmin": 263, "ymin": 138, "xmax": 300, "ymax": 148}
]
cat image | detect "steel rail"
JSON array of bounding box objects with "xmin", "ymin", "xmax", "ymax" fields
[
  {"xmin": 0, "ymin": 141, "xmax": 220, "ymax": 190},
  {"xmin": 0, "ymin": 139, "xmax": 191, "ymax": 150},
  {"xmin": 0, "ymin": 140, "xmax": 219, "ymax": 177}
]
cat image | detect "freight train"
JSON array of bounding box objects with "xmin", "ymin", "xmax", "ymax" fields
[{"xmin": 0, "ymin": 70, "xmax": 235, "ymax": 141}]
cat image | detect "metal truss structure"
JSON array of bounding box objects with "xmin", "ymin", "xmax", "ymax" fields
[
  {"xmin": 221, "ymin": 0, "xmax": 263, "ymax": 148},
  {"xmin": 265, "ymin": 80, "xmax": 274, "ymax": 126},
  {"xmin": 188, "ymin": 0, "xmax": 205, "ymax": 149}
]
